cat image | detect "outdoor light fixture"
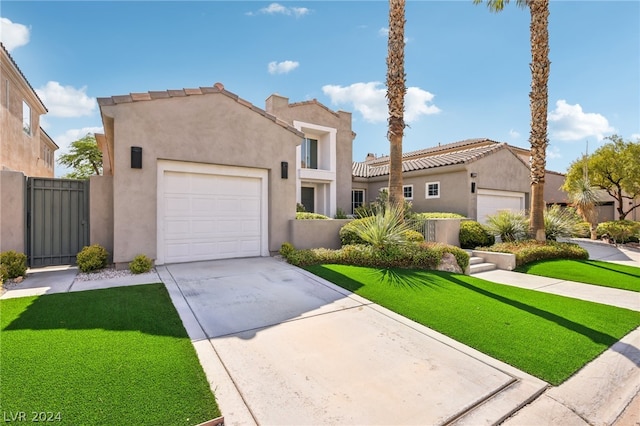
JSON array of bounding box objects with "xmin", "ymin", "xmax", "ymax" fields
[
  {"xmin": 470, "ymin": 172, "xmax": 478, "ymax": 178},
  {"xmin": 131, "ymin": 146, "xmax": 142, "ymax": 169},
  {"xmin": 281, "ymin": 161, "xmax": 288, "ymax": 179}
]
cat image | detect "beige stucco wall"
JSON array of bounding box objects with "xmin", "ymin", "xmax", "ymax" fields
[
  {"xmin": 0, "ymin": 171, "xmax": 25, "ymax": 253},
  {"xmin": 265, "ymin": 95, "xmax": 354, "ymax": 215},
  {"xmin": 288, "ymin": 219, "xmax": 351, "ymax": 250},
  {"xmin": 89, "ymin": 175, "xmax": 114, "ymax": 260},
  {"xmin": 101, "ymin": 93, "xmax": 301, "ymax": 264},
  {"xmin": 544, "ymin": 172, "xmax": 569, "ymax": 204}
]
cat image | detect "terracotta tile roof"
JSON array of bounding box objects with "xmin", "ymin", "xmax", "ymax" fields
[
  {"xmin": 353, "ymin": 141, "xmax": 510, "ymax": 178},
  {"xmin": 97, "ymin": 82, "xmax": 303, "ymax": 137},
  {"xmin": 1, "ymin": 42, "xmax": 47, "ymax": 112},
  {"xmin": 364, "ymin": 138, "xmax": 499, "ymax": 165}
]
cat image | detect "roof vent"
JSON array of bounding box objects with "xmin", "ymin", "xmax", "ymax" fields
[{"xmin": 213, "ymin": 82, "xmax": 224, "ymax": 91}]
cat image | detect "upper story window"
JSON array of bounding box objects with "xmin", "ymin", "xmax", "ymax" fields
[
  {"xmin": 426, "ymin": 181, "xmax": 440, "ymax": 199},
  {"xmin": 301, "ymin": 138, "xmax": 318, "ymax": 169},
  {"xmin": 22, "ymin": 101, "xmax": 31, "ymax": 135}
]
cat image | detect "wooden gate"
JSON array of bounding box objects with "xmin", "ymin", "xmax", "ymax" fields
[{"xmin": 26, "ymin": 177, "xmax": 89, "ymax": 267}]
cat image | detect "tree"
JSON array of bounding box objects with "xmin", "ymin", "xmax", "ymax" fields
[
  {"xmin": 474, "ymin": 0, "xmax": 551, "ymax": 241},
  {"xmin": 386, "ymin": 0, "xmax": 406, "ymax": 212},
  {"xmin": 563, "ymin": 135, "xmax": 640, "ymax": 220},
  {"xmin": 564, "ymin": 177, "xmax": 600, "ymax": 239},
  {"xmin": 57, "ymin": 133, "xmax": 103, "ymax": 179}
]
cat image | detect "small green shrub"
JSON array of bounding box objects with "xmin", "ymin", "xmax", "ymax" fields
[
  {"xmin": 485, "ymin": 210, "xmax": 529, "ymax": 242},
  {"xmin": 414, "ymin": 212, "xmax": 466, "ymax": 219},
  {"xmin": 340, "ymin": 218, "xmax": 368, "ymax": 246},
  {"xmin": 0, "ymin": 264, "xmax": 8, "ymax": 286},
  {"xmin": 334, "ymin": 208, "xmax": 348, "ymax": 219},
  {"xmin": 597, "ymin": 220, "xmax": 640, "ymax": 244},
  {"xmin": 0, "ymin": 250, "xmax": 27, "ymax": 279},
  {"xmin": 573, "ymin": 221, "xmax": 592, "ymax": 238},
  {"xmin": 459, "ymin": 220, "xmax": 495, "ymax": 249},
  {"xmin": 76, "ymin": 244, "xmax": 109, "ymax": 273},
  {"xmin": 481, "ymin": 240, "xmax": 588, "ymax": 266},
  {"xmin": 296, "ymin": 203, "xmax": 306, "ymax": 213},
  {"xmin": 544, "ymin": 205, "xmax": 582, "ymax": 241},
  {"xmin": 296, "ymin": 212, "xmax": 330, "ymax": 220},
  {"xmin": 279, "ymin": 242, "xmax": 295, "ymax": 258},
  {"xmin": 346, "ymin": 204, "xmax": 410, "ymax": 248},
  {"xmin": 403, "ymin": 230, "xmax": 425, "ymax": 243},
  {"xmin": 129, "ymin": 254, "xmax": 153, "ymax": 274}
]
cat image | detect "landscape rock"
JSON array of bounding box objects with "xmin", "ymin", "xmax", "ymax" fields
[{"xmin": 436, "ymin": 252, "xmax": 462, "ymax": 274}]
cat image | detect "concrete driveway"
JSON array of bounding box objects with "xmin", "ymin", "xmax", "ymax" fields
[{"xmin": 157, "ymin": 257, "xmax": 545, "ymax": 425}]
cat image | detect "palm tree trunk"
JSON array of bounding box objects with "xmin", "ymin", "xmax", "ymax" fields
[
  {"xmin": 387, "ymin": 0, "xmax": 406, "ymax": 211},
  {"xmin": 528, "ymin": 0, "xmax": 550, "ymax": 241}
]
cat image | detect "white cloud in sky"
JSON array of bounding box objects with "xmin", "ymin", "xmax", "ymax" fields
[
  {"xmin": 36, "ymin": 81, "xmax": 97, "ymax": 117},
  {"xmin": 0, "ymin": 17, "xmax": 30, "ymax": 52},
  {"xmin": 548, "ymin": 99, "xmax": 614, "ymax": 141},
  {"xmin": 547, "ymin": 145, "xmax": 562, "ymax": 159},
  {"xmin": 248, "ymin": 3, "xmax": 310, "ymax": 18},
  {"xmin": 322, "ymin": 82, "xmax": 440, "ymax": 124},
  {"xmin": 509, "ymin": 129, "xmax": 520, "ymax": 139},
  {"xmin": 268, "ymin": 60, "xmax": 299, "ymax": 75},
  {"xmin": 630, "ymin": 133, "xmax": 640, "ymax": 141}
]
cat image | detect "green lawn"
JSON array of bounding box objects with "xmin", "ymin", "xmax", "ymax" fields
[
  {"xmin": 515, "ymin": 259, "xmax": 640, "ymax": 292},
  {"xmin": 306, "ymin": 265, "xmax": 640, "ymax": 385},
  {"xmin": 0, "ymin": 284, "xmax": 220, "ymax": 425}
]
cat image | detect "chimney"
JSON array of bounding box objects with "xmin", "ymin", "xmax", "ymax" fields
[{"xmin": 365, "ymin": 153, "xmax": 376, "ymax": 161}]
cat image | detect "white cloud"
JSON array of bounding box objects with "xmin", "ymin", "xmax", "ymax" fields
[
  {"xmin": 548, "ymin": 100, "xmax": 614, "ymax": 141},
  {"xmin": 36, "ymin": 81, "xmax": 97, "ymax": 118},
  {"xmin": 547, "ymin": 145, "xmax": 562, "ymax": 159},
  {"xmin": 509, "ymin": 129, "xmax": 520, "ymax": 139},
  {"xmin": 630, "ymin": 133, "xmax": 640, "ymax": 141},
  {"xmin": 0, "ymin": 17, "xmax": 30, "ymax": 52},
  {"xmin": 249, "ymin": 3, "xmax": 311, "ymax": 17},
  {"xmin": 54, "ymin": 126, "xmax": 104, "ymax": 154},
  {"xmin": 322, "ymin": 81, "xmax": 440, "ymax": 124},
  {"xmin": 268, "ymin": 60, "xmax": 299, "ymax": 75}
]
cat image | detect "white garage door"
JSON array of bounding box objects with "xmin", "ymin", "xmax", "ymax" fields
[
  {"xmin": 477, "ymin": 189, "xmax": 525, "ymax": 224},
  {"xmin": 157, "ymin": 161, "xmax": 267, "ymax": 264}
]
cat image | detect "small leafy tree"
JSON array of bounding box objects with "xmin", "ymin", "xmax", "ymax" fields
[
  {"xmin": 564, "ymin": 135, "xmax": 640, "ymax": 220},
  {"xmin": 57, "ymin": 134, "xmax": 103, "ymax": 179}
]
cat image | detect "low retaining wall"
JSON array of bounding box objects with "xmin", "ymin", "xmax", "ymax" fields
[
  {"xmin": 472, "ymin": 250, "xmax": 517, "ymax": 270},
  {"xmin": 288, "ymin": 219, "xmax": 352, "ymax": 250}
]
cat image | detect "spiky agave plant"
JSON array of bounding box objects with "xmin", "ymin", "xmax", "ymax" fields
[
  {"xmin": 485, "ymin": 210, "xmax": 529, "ymax": 243},
  {"xmin": 544, "ymin": 205, "xmax": 582, "ymax": 241},
  {"xmin": 567, "ymin": 177, "xmax": 600, "ymax": 240},
  {"xmin": 349, "ymin": 203, "xmax": 410, "ymax": 249}
]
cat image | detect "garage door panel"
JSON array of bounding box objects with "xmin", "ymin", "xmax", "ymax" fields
[
  {"xmin": 477, "ymin": 190, "xmax": 525, "ymax": 224},
  {"xmin": 161, "ymin": 167, "xmax": 265, "ymax": 264}
]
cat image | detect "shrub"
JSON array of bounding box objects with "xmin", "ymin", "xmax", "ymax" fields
[
  {"xmin": 346, "ymin": 204, "xmax": 410, "ymax": 248},
  {"xmin": 339, "ymin": 218, "xmax": 368, "ymax": 246},
  {"xmin": 296, "ymin": 203, "xmax": 306, "ymax": 213},
  {"xmin": 354, "ymin": 189, "xmax": 416, "ymax": 220},
  {"xmin": 544, "ymin": 205, "xmax": 582, "ymax": 241},
  {"xmin": 485, "ymin": 210, "xmax": 529, "ymax": 242},
  {"xmin": 481, "ymin": 240, "xmax": 588, "ymax": 266},
  {"xmin": 76, "ymin": 244, "xmax": 109, "ymax": 273},
  {"xmin": 129, "ymin": 254, "xmax": 153, "ymax": 274},
  {"xmin": 296, "ymin": 212, "xmax": 330, "ymax": 220},
  {"xmin": 280, "ymin": 242, "xmax": 295, "ymax": 258},
  {"xmin": 403, "ymin": 230, "xmax": 425, "ymax": 243},
  {"xmin": 573, "ymin": 221, "xmax": 592, "ymax": 238},
  {"xmin": 459, "ymin": 220, "xmax": 495, "ymax": 249},
  {"xmin": 334, "ymin": 208, "xmax": 348, "ymax": 219},
  {"xmin": 0, "ymin": 250, "xmax": 27, "ymax": 279},
  {"xmin": 0, "ymin": 264, "xmax": 8, "ymax": 286},
  {"xmin": 597, "ymin": 220, "xmax": 640, "ymax": 244},
  {"xmin": 414, "ymin": 212, "xmax": 466, "ymax": 219}
]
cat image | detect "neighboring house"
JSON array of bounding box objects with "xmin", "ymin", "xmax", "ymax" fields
[
  {"xmin": 352, "ymin": 138, "xmax": 532, "ymax": 223},
  {"xmin": 94, "ymin": 82, "xmax": 319, "ymax": 267},
  {"xmin": 0, "ymin": 42, "xmax": 58, "ymax": 177},
  {"xmin": 265, "ymin": 94, "xmax": 355, "ymax": 217}
]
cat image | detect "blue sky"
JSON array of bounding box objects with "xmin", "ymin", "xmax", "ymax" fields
[{"xmin": 2, "ymin": 1, "xmax": 638, "ymax": 177}]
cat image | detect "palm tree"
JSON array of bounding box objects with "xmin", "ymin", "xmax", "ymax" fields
[
  {"xmin": 474, "ymin": 0, "xmax": 550, "ymax": 241},
  {"xmin": 387, "ymin": 0, "xmax": 406, "ymax": 212}
]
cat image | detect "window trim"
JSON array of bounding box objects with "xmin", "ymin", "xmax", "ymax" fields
[
  {"xmin": 425, "ymin": 181, "xmax": 440, "ymax": 199},
  {"xmin": 301, "ymin": 137, "xmax": 318, "ymax": 169},
  {"xmin": 403, "ymin": 184, "xmax": 413, "ymax": 200}
]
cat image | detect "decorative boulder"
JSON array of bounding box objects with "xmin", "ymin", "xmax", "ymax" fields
[{"xmin": 436, "ymin": 252, "xmax": 463, "ymax": 274}]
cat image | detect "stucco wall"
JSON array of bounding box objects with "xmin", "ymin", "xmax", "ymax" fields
[
  {"xmin": 288, "ymin": 219, "xmax": 351, "ymax": 250},
  {"xmin": 265, "ymin": 95, "xmax": 354, "ymax": 215},
  {"xmin": 544, "ymin": 171, "xmax": 569, "ymax": 204},
  {"xmin": 0, "ymin": 171, "xmax": 25, "ymax": 253},
  {"xmin": 101, "ymin": 93, "xmax": 301, "ymax": 264},
  {"xmin": 89, "ymin": 175, "xmax": 114, "ymax": 260}
]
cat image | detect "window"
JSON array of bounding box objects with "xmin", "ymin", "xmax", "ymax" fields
[
  {"xmin": 426, "ymin": 181, "xmax": 440, "ymax": 199},
  {"xmin": 352, "ymin": 189, "xmax": 365, "ymax": 214},
  {"xmin": 22, "ymin": 101, "xmax": 31, "ymax": 135},
  {"xmin": 301, "ymin": 138, "xmax": 318, "ymax": 169},
  {"xmin": 403, "ymin": 185, "xmax": 413, "ymax": 200}
]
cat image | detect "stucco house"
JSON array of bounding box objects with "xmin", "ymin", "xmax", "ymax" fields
[
  {"xmin": 0, "ymin": 42, "xmax": 58, "ymax": 177},
  {"xmin": 93, "ymin": 83, "xmax": 354, "ymax": 267},
  {"xmin": 352, "ymin": 138, "xmax": 532, "ymax": 223}
]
